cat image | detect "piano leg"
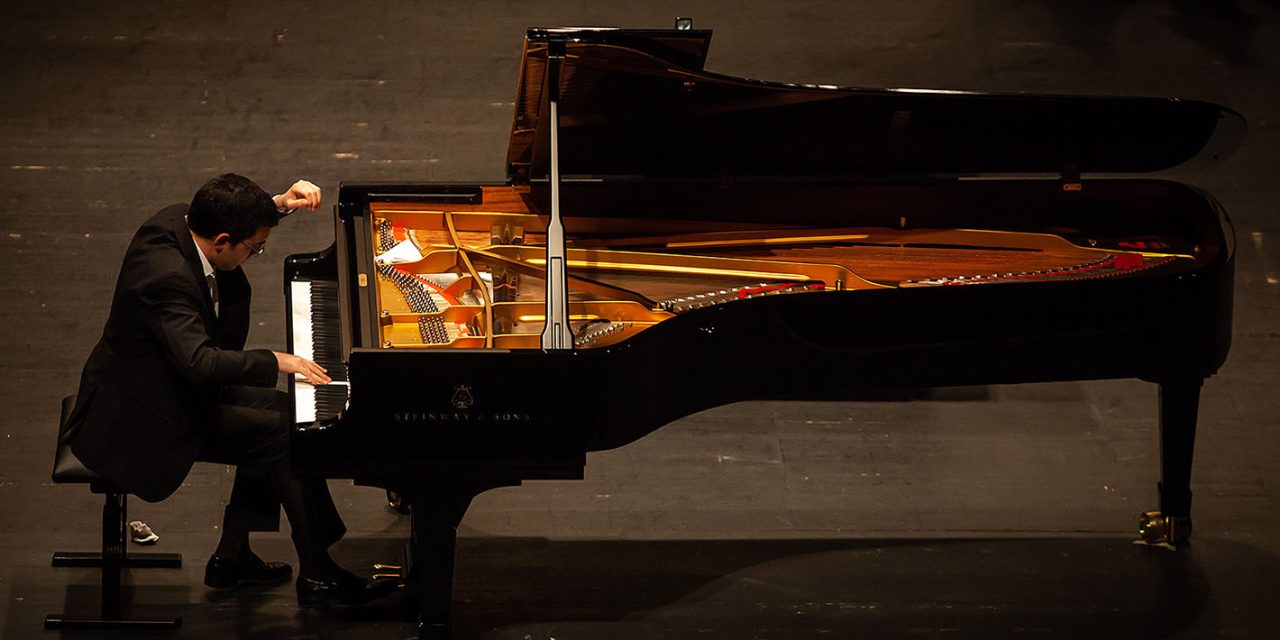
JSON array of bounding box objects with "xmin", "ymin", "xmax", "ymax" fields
[
  {"xmin": 1140, "ymin": 378, "xmax": 1202, "ymax": 547},
  {"xmin": 401, "ymin": 480, "xmax": 517, "ymax": 640}
]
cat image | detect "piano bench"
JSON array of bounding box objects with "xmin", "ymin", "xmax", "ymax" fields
[{"xmin": 45, "ymin": 394, "xmax": 182, "ymax": 632}]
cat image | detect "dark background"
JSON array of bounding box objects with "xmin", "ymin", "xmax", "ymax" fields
[{"xmin": 1, "ymin": 1, "xmax": 1277, "ymax": 638}]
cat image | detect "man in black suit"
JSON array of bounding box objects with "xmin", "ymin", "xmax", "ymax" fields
[{"xmin": 63, "ymin": 173, "xmax": 394, "ymax": 606}]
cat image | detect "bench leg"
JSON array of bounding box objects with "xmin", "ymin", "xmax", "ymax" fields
[{"xmin": 45, "ymin": 492, "xmax": 182, "ymax": 630}]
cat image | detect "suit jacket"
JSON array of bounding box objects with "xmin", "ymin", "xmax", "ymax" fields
[{"xmin": 64, "ymin": 204, "xmax": 278, "ymax": 502}]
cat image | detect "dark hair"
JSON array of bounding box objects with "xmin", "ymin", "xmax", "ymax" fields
[{"xmin": 187, "ymin": 173, "xmax": 279, "ymax": 243}]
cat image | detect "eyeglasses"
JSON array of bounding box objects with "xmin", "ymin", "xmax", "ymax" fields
[{"xmin": 244, "ymin": 241, "xmax": 266, "ymax": 258}]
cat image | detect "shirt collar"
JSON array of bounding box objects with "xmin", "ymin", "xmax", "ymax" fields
[{"xmin": 189, "ymin": 228, "xmax": 216, "ymax": 279}]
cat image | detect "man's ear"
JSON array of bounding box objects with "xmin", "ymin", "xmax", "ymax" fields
[{"xmin": 211, "ymin": 232, "xmax": 234, "ymax": 252}]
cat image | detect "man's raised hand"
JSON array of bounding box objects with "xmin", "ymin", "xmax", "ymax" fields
[{"xmin": 273, "ymin": 179, "xmax": 322, "ymax": 214}]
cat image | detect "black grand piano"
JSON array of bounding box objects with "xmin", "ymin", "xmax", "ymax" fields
[{"xmin": 285, "ymin": 25, "xmax": 1242, "ymax": 638}]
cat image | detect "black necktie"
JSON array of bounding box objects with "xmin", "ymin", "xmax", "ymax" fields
[{"xmin": 206, "ymin": 273, "xmax": 219, "ymax": 316}]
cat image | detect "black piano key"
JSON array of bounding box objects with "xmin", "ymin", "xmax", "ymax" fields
[
  {"xmin": 314, "ymin": 384, "xmax": 348, "ymax": 419},
  {"xmin": 287, "ymin": 266, "xmax": 350, "ymax": 421},
  {"xmin": 308, "ymin": 280, "xmax": 347, "ymax": 382}
]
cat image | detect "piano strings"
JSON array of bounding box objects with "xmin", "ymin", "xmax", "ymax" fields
[{"xmin": 365, "ymin": 206, "xmax": 1197, "ymax": 352}]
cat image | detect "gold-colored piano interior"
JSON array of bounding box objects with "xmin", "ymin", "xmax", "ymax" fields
[{"xmin": 369, "ymin": 208, "xmax": 1197, "ymax": 350}]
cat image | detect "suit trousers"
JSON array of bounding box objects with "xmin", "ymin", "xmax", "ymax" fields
[{"xmin": 197, "ymin": 386, "xmax": 346, "ymax": 556}]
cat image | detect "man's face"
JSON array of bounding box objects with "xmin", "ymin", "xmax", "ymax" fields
[{"xmin": 210, "ymin": 226, "xmax": 271, "ymax": 270}]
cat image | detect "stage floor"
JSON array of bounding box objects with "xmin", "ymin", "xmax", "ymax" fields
[{"xmin": 2, "ymin": 1, "xmax": 1278, "ymax": 638}]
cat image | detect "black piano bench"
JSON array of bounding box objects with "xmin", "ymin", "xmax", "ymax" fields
[{"xmin": 44, "ymin": 394, "xmax": 183, "ymax": 631}]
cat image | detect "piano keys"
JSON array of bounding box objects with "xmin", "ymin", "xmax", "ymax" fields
[
  {"xmin": 284, "ymin": 25, "xmax": 1243, "ymax": 639},
  {"xmin": 284, "ymin": 248, "xmax": 349, "ymax": 423}
]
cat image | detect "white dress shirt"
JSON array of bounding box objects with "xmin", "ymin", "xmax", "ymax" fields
[{"xmin": 192, "ymin": 235, "xmax": 219, "ymax": 317}]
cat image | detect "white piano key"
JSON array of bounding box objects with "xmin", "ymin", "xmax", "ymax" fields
[
  {"xmin": 291, "ymin": 281, "xmax": 315, "ymax": 361},
  {"xmin": 295, "ymin": 380, "xmax": 316, "ymax": 423},
  {"xmin": 290, "ymin": 280, "xmax": 350, "ymax": 423},
  {"xmin": 292, "ymin": 281, "xmax": 316, "ymax": 423}
]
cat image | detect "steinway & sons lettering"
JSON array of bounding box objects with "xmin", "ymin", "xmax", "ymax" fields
[{"xmin": 393, "ymin": 411, "xmax": 532, "ymax": 424}]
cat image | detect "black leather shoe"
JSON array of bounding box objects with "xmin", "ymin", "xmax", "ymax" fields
[
  {"xmin": 204, "ymin": 553, "xmax": 293, "ymax": 589},
  {"xmin": 296, "ymin": 570, "xmax": 399, "ymax": 607}
]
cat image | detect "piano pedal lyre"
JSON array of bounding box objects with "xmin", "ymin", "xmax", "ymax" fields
[{"xmin": 1136, "ymin": 511, "xmax": 1191, "ymax": 549}]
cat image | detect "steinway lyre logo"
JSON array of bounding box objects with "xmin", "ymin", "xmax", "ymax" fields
[
  {"xmin": 392, "ymin": 384, "xmax": 530, "ymax": 424},
  {"xmin": 451, "ymin": 385, "xmax": 474, "ymax": 409}
]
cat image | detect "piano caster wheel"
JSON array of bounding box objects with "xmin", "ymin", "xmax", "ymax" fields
[
  {"xmin": 386, "ymin": 490, "xmax": 410, "ymax": 515},
  {"xmin": 1138, "ymin": 511, "xmax": 1191, "ymax": 547}
]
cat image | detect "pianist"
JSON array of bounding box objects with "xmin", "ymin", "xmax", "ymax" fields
[{"xmin": 61, "ymin": 173, "xmax": 396, "ymax": 606}]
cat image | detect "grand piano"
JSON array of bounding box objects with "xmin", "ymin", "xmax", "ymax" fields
[{"xmin": 285, "ymin": 25, "xmax": 1242, "ymax": 638}]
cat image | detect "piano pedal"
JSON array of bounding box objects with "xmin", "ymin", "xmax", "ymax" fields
[{"xmin": 371, "ymin": 563, "xmax": 404, "ymax": 582}]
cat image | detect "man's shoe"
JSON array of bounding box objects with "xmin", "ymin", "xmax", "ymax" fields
[
  {"xmin": 204, "ymin": 553, "xmax": 293, "ymax": 589},
  {"xmin": 296, "ymin": 569, "xmax": 399, "ymax": 607}
]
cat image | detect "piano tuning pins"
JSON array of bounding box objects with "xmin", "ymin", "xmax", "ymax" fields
[{"xmin": 376, "ymin": 219, "xmax": 397, "ymax": 253}]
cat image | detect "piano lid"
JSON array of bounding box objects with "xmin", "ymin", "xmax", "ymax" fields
[{"xmin": 505, "ymin": 27, "xmax": 1244, "ymax": 182}]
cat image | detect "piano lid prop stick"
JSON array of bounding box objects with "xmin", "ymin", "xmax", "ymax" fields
[{"xmin": 541, "ymin": 40, "xmax": 573, "ymax": 350}]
